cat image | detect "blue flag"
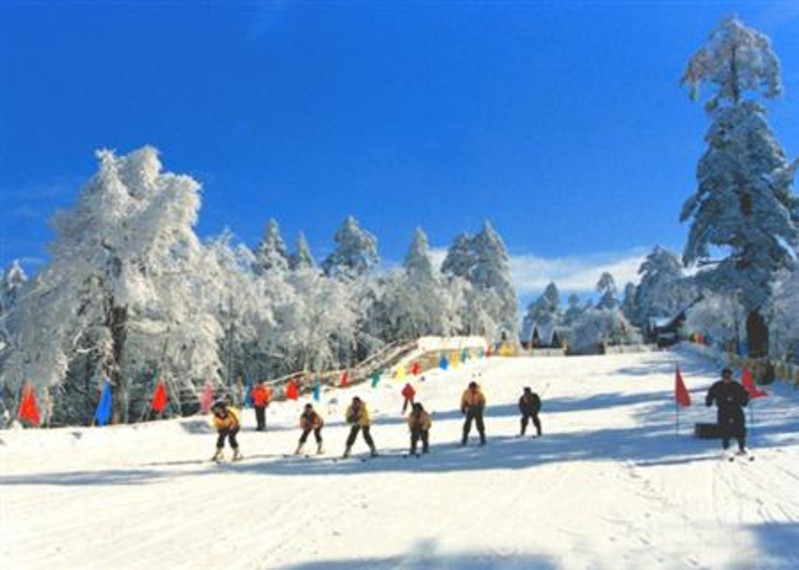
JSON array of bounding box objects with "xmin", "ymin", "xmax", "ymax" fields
[
  {"xmin": 244, "ymin": 380, "xmax": 254, "ymax": 408},
  {"xmin": 312, "ymin": 381, "xmax": 321, "ymax": 401},
  {"xmin": 94, "ymin": 380, "xmax": 113, "ymax": 426},
  {"xmin": 439, "ymin": 355, "xmax": 449, "ymax": 370}
]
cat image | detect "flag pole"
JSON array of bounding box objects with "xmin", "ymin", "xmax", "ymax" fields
[{"xmin": 676, "ymin": 401, "xmax": 680, "ymax": 437}]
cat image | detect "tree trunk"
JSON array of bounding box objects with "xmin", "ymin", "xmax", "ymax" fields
[
  {"xmin": 109, "ymin": 305, "xmax": 129, "ymax": 423},
  {"xmin": 746, "ymin": 310, "xmax": 769, "ymax": 358}
]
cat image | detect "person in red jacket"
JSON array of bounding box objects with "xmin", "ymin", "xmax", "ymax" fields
[
  {"xmin": 401, "ymin": 382, "xmax": 416, "ymax": 414},
  {"xmin": 251, "ymin": 381, "xmax": 272, "ymax": 431}
]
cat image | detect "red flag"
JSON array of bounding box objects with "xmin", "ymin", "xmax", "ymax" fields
[
  {"xmin": 286, "ymin": 379, "xmax": 299, "ymax": 400},
  {"xmin": 486, "ymin": 346, "xmax": 493, "ymax": 358},
  {"xmin": 151, "ymin": 380, "xmax": 168, "ymax": 413},
  {"xmin": 17, "ymin": 385, "xmax": 41, "ymax": 426},
  {"xmin": 674, "ymin": 367, "xmax": 691, "ymax": 407},
  {"xmin": 340, "ymin": 371, "xmax": 349, "ymax": 388},
  {"xmin": 410, "ymin": 362, "xmax": 421, "ymax": 376},
  {"xmin": 741, "ymin": 368, "xmax": 767, "ymax": 399},
  {"xmin": 200, "ymin": 380, "xmax": 214, "ymax": 414}
]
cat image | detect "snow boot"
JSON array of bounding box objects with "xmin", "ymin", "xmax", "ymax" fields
[
  {"xmin": 316, "ymin": 442, "xmax": 324, "ymax": 455},
  {"xmin": 294, "ymin": 443, "xmax": 304, "ymax": 455},
  {"xmin": 232, "ymin": 449, "xmax": 244, "ymax": 462},
  {"xmin": 342, "ymin": 445, "xmax": 352, "ymax": 459},
  {"xmin": 369, "ymin": 445, "xmax": 378, "ymax": 458},
  {"xmin": 211, "ymin": 448, "xmax": 224, "ymax": 462}
]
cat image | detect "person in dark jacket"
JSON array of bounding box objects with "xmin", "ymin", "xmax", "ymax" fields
[
  {"xmin": 705, "ymin": 368, "xmax": 749, "ymax": 455},
  {"xmin": 518, "ymin": 386, "xmax": 542, "ymax": 437},
  {"xmin": 460, "ymin": 381, "xmax": 486, "ymax": 446},
  {"xmin": 295, "ymin": 403, "xmax": 324, "ymax": 455}
]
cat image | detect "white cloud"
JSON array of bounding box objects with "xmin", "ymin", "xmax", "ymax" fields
[{"xmin": 430, "ymin": 246, "xmax": 649, "ymax": 296}]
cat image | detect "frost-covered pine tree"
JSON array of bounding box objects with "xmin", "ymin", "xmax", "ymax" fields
[
  {"xmin": 525, "ymin": 282, "xmax": 561, "ymax": 326},
  {"xmin": 633, "ymin": 246, "xmax": 696, "ymax": 326},
  {"xmin": 322, "ymin": 216, "xmax": 379, "ymax": 278},
  {"xmin": 1, "ymin": 147, "xmax": 222, "ymax": 424},
  {"xmin": 768, "ymin": 270, "xmax": 799, "ymax": 362},
  {"xmin": 563, "ymin": 293, "xmax": 588, "ymax": 326},
  {"xmin": 289, "ymin": 232, "xmax": 314, "ymax": 270},
  {"xmin": 681, "ymin": 16, "xmax": 799, "ymax": 357},
  {"xmin": 441, "ymin": 221, "xmax": 518, "ymax": 339},
  {"xmin": 0, "ymin": 260, "xmax": 28, "ymax": 352},
  {"xmin": 621, "ymin": 282, "xmax": 638, "ymax": 323},
  {"xmin": 596, "ymin": 272, "xmax": 619, "ymax": 310},
  {"xmin": 404, "ymin": 227, "xmax": 434, "ymax": 282},
  {"xmin": 253, "ymin": 218, "xmax": 289, "ymax": 274}
]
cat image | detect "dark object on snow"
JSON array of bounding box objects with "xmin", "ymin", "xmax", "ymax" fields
[
  {"xmin": 706, "ymin": 376, "xmax": 749, "ymax": 453},
  {"xmin": 518, "ymin": 389, "xmax": 542, "ymax": 437},
  {"xmin": 694, "ymin": 422, "xmax": 723, "ymax": 439}
]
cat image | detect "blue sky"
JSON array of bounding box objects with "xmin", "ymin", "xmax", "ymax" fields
[{"xmin": 1, "ymin": 0, "xmax": 798, "ymax": 303}]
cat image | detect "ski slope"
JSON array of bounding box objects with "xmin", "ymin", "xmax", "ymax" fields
[{"xmin": 2, "ymin": 348, "xmax": 799, "ymax": 570}]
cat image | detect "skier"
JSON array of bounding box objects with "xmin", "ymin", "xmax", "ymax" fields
[
  {"xmin": 460, "ymin": 381, "xmax": 486, "ymax": 446},
  {"xmin": 401, "ymin": 382, "xmax": 416, "ymax": 414},
  {"xmin": 211, "ymin": 400, "xmax": 243, "ymax": 462},
  {"xmin": 295, "ymin": 403, "xmax": 324, "ymax": 455},
  {"xmin": 251, "ymin": 381, "xmax": 271, "ymax": 431},
  {"xmin": 705, "ymin": 368, "xmax": 750, "ymax": 456},
  {"xmin": 518, "ymin": 386, "xmax": 542, "ymax": 437},
  {"xmin": 343, "ymin": 396, "xmax": 378, "ymax": 458},
  {"xmin": 407, "ymin": 402, "xmax": 431, "ymax": 455}
]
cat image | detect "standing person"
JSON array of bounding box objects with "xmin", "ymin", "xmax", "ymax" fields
[
  {"xmin": 518, "ymin": 386, "xmax": 542, "ymax": 437},
  {"xmin": 295, "ymin": 403, "xmax": 324, "ymax": 455},
  {"xmin": 343, "ymin": 396, "xmax": 378, "ymax": 458},
  {"xmin": 460, "ymin": 381, "xmax": 486, "ymax": 446},
  {"xmin": 407, "ymin": 402, "xmax": 431, "ymax": 456},
  {"xmin": 401, "ymin": 382, "xmax": 416, "ymax": 414},
  {"xmin": 706, "ymin": 368, "xmax": 750, "ymax": 456},
  {"xmin": 251, "ymin": 381, "xmax": 271, "ymax": 431},
  {"xmin": 211, "ymin": 400, "xmax": 243, "ymax": 462}
]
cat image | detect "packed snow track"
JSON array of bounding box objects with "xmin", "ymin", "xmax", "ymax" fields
[{"xmin": 2, "ymin": 348, "xmax": 798, "ymax": 569}]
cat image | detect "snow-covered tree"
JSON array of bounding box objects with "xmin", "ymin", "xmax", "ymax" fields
[
  {"xmin": 621, "ymin": 282, "xmax": 638, "ymax": 323},
  {"xmin": 289, "ymin": 232, "xmax": 314, "ymax": 270},
  {"xmin": 681, "ymin": 17, "xmax": 799, "ymax": 357},
  {"xmin": 253, "ymin": 218, "xmax": 289, "ymax": 274},
  {"xmin": 768, "ymin": 270, "xmax": 799, "ymax": 362},
  {"xmin": 441, "ymin": 221, "xmax": 518, "ymax": 339},
  {"xmin": 322, "ymin": 216, "xmax": 379, "ymax": 278},
  {"xmin": 632, "ymin": 246, "xmax": 697, "ymax": 326},
  {"xmin": 685, "ymin": 292, "xmax": 741, "ymax": 351},
  {"xmin": 0, "ymin": 147, "xmax": 222, "ymax": 424},
  {"xmin": 596, "ymin": 272, "xmax": 619, "ymax": 310},
  {"xmin": 567, "ymin": 308, "xmax": 641, "ymax": 355},
  {"xmin": 563, "ymin": 293, "xmax": 588, "ymax": 326},
  {"xmin": 525, "ymin": 282, "xmax": 561, "ymax": 326},
  {"xmin": 404, "ymin": 227, "xmax": 434, "ymax": 282}
]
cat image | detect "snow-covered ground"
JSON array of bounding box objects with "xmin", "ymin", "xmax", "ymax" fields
[{"xmin": 2, "ymin": 348, "xmax": 798, "ymax": 570}]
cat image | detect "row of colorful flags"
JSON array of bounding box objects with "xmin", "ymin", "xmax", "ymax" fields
[{"xmin": 15, "ymin": 345, "xmax": 495, "ymax": 427}]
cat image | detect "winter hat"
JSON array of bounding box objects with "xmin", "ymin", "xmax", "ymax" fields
[
  {"xmin": 523, "ymin": 387, "xmax": 532, "ymax": 393},
  {"xmin": 722, "ymin": 368, "xmax": 733, "ymax": 378},
  {"xmin": 468, "ymin": 381, "xmax": 478, "ymax": 389}
]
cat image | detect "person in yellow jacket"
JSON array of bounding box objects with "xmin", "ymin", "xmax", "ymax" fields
[
  {"xmin": 407, "ymin": 402, "xmax": 432, "ymax": 456},
  {"xmin": 460, "ymin": 381, "xmax": 486, "ymax": 446},
  {"xmin": 343, "ymin": 396, "xmax": 378, "ymax": 458},
  {"xmin": 211, "ymin": 400, "xmax": 243, "ymax": 462}
]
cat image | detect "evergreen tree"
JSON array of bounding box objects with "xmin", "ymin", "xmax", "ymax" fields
[
  {"xmin": 621, "ymin": 282, "xmax": 638, "ymax": 323},
  {"xmin": 254, "ymin": 218, "xmax": 289, "ymax": 274},
  {"xmin": 404, "ymin": 227, "xmax": 434, "ymax": 282},
  {"xmin": 596, "ymin": 272, "xmax": 619, "ymax": 310},
  {"xmin": 525, "ymin": 282, "xmax": 561, "ymax": 326},
  {"xmin": 322, "ymin": 216, "xmax": 379, "ymax": 278},
  {"xmin": 681, "ymin": 17, "xmax": 799, "ymax": 357},
  {"xmin": 289, "ymin": 232, "xmax": 314, "ymax": 270}
]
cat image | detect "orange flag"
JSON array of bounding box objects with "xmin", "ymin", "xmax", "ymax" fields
[
  {"xmin": 18, "ymin": 384, "xmax": 41, "ymax": 426},
  {"xmin": 674, "ymin": 367, "xmax": 691, "ymax": 407},
  {"xmin": 340, "ymin": 370, "xmax": 349, "ymax": 388}
]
